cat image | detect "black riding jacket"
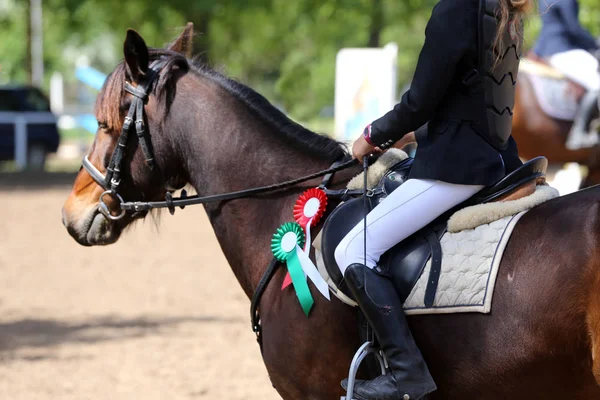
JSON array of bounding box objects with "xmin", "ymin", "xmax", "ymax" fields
[{"xmin": 368, "ymin": 0, "xmax": 523, "ymax": 186}]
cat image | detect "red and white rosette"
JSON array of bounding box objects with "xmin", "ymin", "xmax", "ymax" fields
[
  {"xmin": 281, "ymin": 188, "xmax": 329, "ymax": 297},
  {"xmin": 293, "ymin": 188, "xmax": 328, "ymax": 251}
]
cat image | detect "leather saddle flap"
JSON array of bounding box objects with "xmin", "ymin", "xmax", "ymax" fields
[
  {"xmin": 320, "ymin": 197, "xmax": 442, "ymax": 302},
  {"xmin": 380, "ymin": 222, "xmax": 446, "ymax": 303}
]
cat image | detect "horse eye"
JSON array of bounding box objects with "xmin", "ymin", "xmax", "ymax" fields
[{"xmin": 97, "ymin": 121, "xmax": 108, "ymax": 130}]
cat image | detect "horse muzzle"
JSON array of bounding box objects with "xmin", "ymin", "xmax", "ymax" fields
[{"xmin": 62, "ymin": 206, "xmax": 122, "ymax": 247}]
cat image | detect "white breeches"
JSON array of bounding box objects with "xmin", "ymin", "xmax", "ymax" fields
[
  {"xmin": 334, "ymin": 179, "xmax": 484, "ymax": 274},
  {"xmin": 549, "ymin": 49, "xmax": 600, "ymax": 91}
]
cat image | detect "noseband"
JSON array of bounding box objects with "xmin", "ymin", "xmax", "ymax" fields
[{"xmin": 82, "ymin": 60, "xmax": 165, "ymax": 221}]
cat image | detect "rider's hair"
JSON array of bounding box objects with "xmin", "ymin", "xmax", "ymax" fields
[{"xmin": 493, "ymin": 0, "xmax": 533, "ymax": 65}]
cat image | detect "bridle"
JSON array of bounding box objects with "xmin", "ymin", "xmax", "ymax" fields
[
  {"xmin": 81, "ymin": 58, "xmax": 360, "ymax": 221},
  {"xmin": 82, "ymin": 60, "xmax": 165, "ymax": 221}
]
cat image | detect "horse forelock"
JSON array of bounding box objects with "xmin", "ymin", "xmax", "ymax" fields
[
  {"xmin": 95, "ymin": 49, "xmax": 189, "ymax": 132},
  {"xmin": 95, "ymin": 65, "xmax": 126, "ymax": 133}
]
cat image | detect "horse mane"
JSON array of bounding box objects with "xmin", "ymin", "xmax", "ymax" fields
[
  {"xmin": 96, "ymin": 49, "xmax": 348, "ymax": 164},
  {"xmin": 190, "ymin": 62, "xmax": 348, "ymax": 163}
]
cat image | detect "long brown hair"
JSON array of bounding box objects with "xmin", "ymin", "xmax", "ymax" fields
[{"xmin": 494, "ymin": 0, "xmax": 534, "ymax": 62}]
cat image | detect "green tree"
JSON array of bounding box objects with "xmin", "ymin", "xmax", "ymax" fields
[{"xmin": 1, "ymin": 0, "xmax": 599, "ymax": 122}]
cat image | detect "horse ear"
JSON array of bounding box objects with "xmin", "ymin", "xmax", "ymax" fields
[
  {"xmin": 167, "ymin": 22, "xmax": 194, "ymax": 58},
  {"xmin": 123, "ymin": 29, "xmax": 149, "ymax": 83}
]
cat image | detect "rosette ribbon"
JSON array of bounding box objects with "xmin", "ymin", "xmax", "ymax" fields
[
  {"xmin": 272, "ymin": 222, "xmax": 314, "ymax": 316},
  {"xmin": 282, "ymin": 188, "xmax": 328, "ymax": 290}
]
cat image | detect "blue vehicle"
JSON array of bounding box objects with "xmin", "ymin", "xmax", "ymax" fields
[{"xmin": 0, "ymin": 85, "xmax": 60, "ymax": 169}]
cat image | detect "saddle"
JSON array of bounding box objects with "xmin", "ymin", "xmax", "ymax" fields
[{"xmin": 319, "ymin": 156, "xmax": 548, "ymax": 306}]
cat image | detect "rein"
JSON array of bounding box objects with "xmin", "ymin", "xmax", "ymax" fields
[
  {"xmin": 118, "ymin": 158, "xmax": 358, "ymax": 214},
  {"xmin": 85, "ymin": 156, "xmax": 358, "ymax": 217}
]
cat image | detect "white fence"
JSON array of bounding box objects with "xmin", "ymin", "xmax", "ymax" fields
[{"xmin": 0, "ymin": 111, "xmax": 58, "ymax": 170}]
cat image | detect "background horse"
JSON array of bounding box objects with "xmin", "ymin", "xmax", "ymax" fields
[
  {"xmin": 62, "ymin": 25, "xmax": 600, "ymax": 399},
  {"xmin": 512, "ymin": 64, "xmax": 600, "ymax": 188}
]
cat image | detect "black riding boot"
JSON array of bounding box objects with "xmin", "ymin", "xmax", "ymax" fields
[
  {"xmin": 566, "ymin": 89, "xmax": 599, "ymax": 150},
  {"xmin": 342, "ymin": 263, "xmax": 436, "ymax": 400}
]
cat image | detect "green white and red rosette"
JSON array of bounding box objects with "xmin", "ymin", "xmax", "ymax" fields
[
  {"xmin": 282, "ymin": 188, "xmax": 328, "ymax": 290},
  {"xmin": 271, "ymin": 221, "xmax": 330, "ymax": 316}
]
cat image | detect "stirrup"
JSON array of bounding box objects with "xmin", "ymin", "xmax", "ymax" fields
[{"xmin": 341, "ymin": 341, "xmax": 387, "ymax": 400}]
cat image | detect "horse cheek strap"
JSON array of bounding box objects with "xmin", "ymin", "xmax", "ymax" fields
[{"xmin": 135, "ymin": 96, "xmax": 155, "ymax": 170}]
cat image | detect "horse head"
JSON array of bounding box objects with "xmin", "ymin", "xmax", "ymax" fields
[{"xmin": 62, "ymin": 24, "xmax": 194, "ymax": 246}]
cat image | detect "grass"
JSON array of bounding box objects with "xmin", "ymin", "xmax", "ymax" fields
[
  {"xmin": 0, "ymin": 154, "xmax": 84, "ymax": 173},
  {"xmin": 60, "ymin": 127, "xmax": 95, "ymax": 142},
  {"xmin": 0, "ymin": 161, "xmax": 18, "ymax": 173},
  {"xmin": 300, "ymin": 117, "xmax": 335, "ymax": 137}
]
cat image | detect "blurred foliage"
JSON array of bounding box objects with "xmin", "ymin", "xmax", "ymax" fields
[{"xmin": 0, "ymin": 0, "xmax": 599, "ymax": 120}]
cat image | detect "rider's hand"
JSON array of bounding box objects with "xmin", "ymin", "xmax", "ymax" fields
[{"xmin": 352, "ymin": 135, "xmax": 378, "ymax": 160}]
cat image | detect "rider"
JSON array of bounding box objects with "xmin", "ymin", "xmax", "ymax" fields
[
  {"xmin": 532, "ymin": 0, "xmax": 600, "ymax": 149},
  {"xmin": 334, "ymin": 0, "xmax": 531, "ymax": 398}
]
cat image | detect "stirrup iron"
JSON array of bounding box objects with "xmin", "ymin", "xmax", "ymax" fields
[{"xmin": 341, "ymin": 341, "xmax": 387, "ymax": 400}]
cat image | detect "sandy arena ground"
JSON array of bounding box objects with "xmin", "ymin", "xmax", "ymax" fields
[{"xmin": 0, "ymin": 173, "xmax": 280, "ymax": 400}]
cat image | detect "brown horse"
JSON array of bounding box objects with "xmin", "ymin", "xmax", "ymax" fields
[
  {"xmin": 62, "ymin": 25, "xmax": 600, "ymax": 399},
  {"xmin": 512, "ymin": 67, "xmax": 600, "ymax": 187}
]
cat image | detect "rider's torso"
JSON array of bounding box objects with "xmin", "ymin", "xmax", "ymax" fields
[{"xmin": 408, "ymin": 0, "xmax": 523, "ymax": 186}]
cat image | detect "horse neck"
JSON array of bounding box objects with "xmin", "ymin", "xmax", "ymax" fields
[{"xmin": 164, "ymin": 73, "xmax": 342, "ymax": 298}]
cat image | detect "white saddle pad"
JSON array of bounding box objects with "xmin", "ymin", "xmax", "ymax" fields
[
  {"xmin": 315, "ymin": 211, "xmax": 527, "ymax": 315},
  {"xmin": 402, "ymin": 212, "xmax": 524, "ymax": 315},
  {"xmin": 527, "ymin": 73, "xmax": 578, "ymax": 121}
]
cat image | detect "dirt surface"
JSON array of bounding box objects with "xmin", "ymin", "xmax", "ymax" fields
[{"xmin": 0, "ymin": 173, "xmax": 280, "ymax": 400}]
